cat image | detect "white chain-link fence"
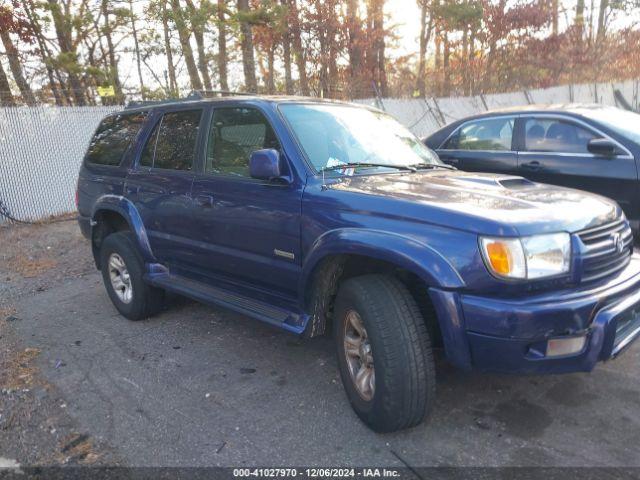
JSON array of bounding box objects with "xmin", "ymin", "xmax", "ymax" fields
[
  {"xmin": 356, "ymin": 79, "xmax": 640, "ymax": 138},
  {"xmin": 0, "ymin": 106, "xmax": 122, "ymax": 223},
  {"xmin": 1, "ymin": 79, "xmax": 638, "ymax": 224}
]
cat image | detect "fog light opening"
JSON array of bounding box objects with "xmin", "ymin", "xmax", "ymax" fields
[{"xmin": 546, "ymin": 335, "xmax": 587, "ymax": 358}]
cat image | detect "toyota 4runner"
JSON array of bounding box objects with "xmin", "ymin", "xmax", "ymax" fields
[{"xmin": 77, "ymin": 96, "xmax": 640, "ymax": 432}]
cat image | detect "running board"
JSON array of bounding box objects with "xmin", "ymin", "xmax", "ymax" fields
[{"xmin": 145, "ymin": 272, "xmax": 308, "ymax": 334}]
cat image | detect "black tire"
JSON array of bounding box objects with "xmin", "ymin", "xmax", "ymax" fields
[
  {"xmin": 99, "ymin": 231, "xmax": 164, "ymax": 321},
  {"xmin": 334, "ymin": 274, "xmax": 436, "ymax": 432}
]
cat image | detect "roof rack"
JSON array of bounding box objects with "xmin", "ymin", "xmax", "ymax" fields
[{"xmin": 124, "ymin": 90, "xmax": 255, "ymax": 110}]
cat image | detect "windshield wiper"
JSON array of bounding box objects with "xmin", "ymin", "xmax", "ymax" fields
[
  {"xmin": 320, "ymin": 162, "xmax": 417, "ymax": 173},
  {"xmin": 413, "ymin": 163, "xmax": 457, "ymax": 171}
]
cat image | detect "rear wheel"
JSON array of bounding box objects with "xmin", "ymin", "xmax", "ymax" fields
[
  {"xmin": 99, "ymin": 231, "xmax": 164, "ymax": 321},
  {"xmin": 334, "ymin": 274, "xmax": 436, "ymax": 432}
]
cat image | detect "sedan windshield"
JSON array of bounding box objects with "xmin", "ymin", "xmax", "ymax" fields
[{"xmin": 279, "ymin": 103, "xmax": 442, "ymax": 174}]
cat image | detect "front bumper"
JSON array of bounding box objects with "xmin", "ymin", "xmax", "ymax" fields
[{"xmin": 430, "ymin": 254, "xmax": 640, "ymax": 374}]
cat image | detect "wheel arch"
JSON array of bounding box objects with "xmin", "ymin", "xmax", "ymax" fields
[
  {"xmin": 91, "ymin": 195, "xmax": 155, "ymax": 268},
  {"xmin": 300, "ymin": 228, "xmax": 465, "ymax": 340}
]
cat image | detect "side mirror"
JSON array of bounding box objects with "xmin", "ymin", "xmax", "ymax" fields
[
  {"xmin": 588, "ymin": 138, "xmax": 618, "ymax": 157},
  {"xmin": 249, "ymin": 149, "xmax": 288, "ymax": 182}
]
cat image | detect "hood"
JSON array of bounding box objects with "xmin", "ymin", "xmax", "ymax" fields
[{"xmin": 328, "ymin": 170, "xmax": 620, "ymax": 236}]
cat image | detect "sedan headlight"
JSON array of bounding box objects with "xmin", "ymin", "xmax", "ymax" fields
[{"xmin": 480, "ymin": 233, "xmax": 571, "ymax": 280}]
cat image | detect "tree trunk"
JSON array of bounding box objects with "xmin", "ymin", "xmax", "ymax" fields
[
  {"xmin": 368, "ymin": 0, "xmax": 387, "ymax": 97},
  {"xmin": 551, "ymin": 0, "xmax": 559, "ymax": 35},
  {"xmin": 281, "ymin": 0, "xmax": 293, "ymax": 95},
  {"xmin": 193, "ymin": 28, "xmax": 213, "ymax": 91},
  {"xmin": 596, "ymin": 0, "xmax": 608, "ymax": 41},
  {"xmin": 347, "ymin": 0, "xmax": 363, "ymax": 97},
  {"xmin": 128, "ymin": 0, "xmax": 146, "ymax": 99},
  {"xmin": 237, "ymin": 0, "xmax": 257, "ymax": 92},
  {"xmin": 267, "ymin": 44, "xmax": 275, "ymax": 94},
  {"xmin": 185, "ymin": 0, "xmax": 213, "ymax": 91},
  {"xmin": 217, "ymin": 0, "xmax": 229, "ymax": 91},
  {"xmin": 101, "ymin": 0, "xmax": 124, "ymax": 103},
  {"xmin": 170, "ymin": 0, "xmax": 203, "ymax": 91},
  {"xmin": 23, "ymin": 0, "xmax": 63, "ymax": 105},
  {"xmin": 0, "ymin": 30, "xmax": 37, "ymax": 105},
  {"xmin": 416, "ymin": 0, "xmax": 433, "ymax": 97},
  {"xmin": 47, "ymin": 0, "xmax": 86, "ymax": 105},
  {"xmin": 0, "ymin": 60, "xmax": 16, "ymax": 107},
  {"xmin": 287, "ymin": 0, "xmax": 309, "ymax": 96},
  {"xmin": 162, "ymin": 0, "xmax": 178, "ymax": 95},
  {"xmin": 443, "ymin": 32, "xmax": 450, "ymax": 95},
  {"xmin": 575, "ymin": 0, "xmax": 585, "ymax": 38}
]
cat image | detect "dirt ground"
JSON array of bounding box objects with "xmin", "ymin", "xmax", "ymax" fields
[
  {"xmin": 1, "ymin": 220, "xmax": 640, "ymax": 471},
  {"xmin": 0, "ymin": 220, "xmax": 119, "ymax": 467}
]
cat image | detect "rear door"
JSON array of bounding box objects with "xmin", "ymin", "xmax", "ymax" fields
[
  {"xmin": 435, "ymin": 115, "xmax": 518, "ymax": 175},
  {"xmin": 516, "ymin": 115, "xmax": 637, "ymax": 216},
  {"xmin": 125, "ymin": 107, "xmax": 205, "ymax": 266}
]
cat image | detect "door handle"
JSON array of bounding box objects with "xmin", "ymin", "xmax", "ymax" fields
[
  {"xmin": 521, "ymin": 160, "xmax": 541, "ymax": 171},
  {"xmin": 195, "ymin": 194, "xmax": 214, "ymax": 207}
]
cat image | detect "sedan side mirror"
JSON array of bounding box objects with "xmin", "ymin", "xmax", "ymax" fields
[
  {"xmin": 249, "ymin": 149, "xmax": 289, "ymax": 182},
  {"xmin": 588, "ymin": 138, "xmax": 618, "ymax": 157}
]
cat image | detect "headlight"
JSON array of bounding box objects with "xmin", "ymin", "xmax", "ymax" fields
[{"xmin": 480, "ymin": 233, "xmax": 571, "ymax": 280}]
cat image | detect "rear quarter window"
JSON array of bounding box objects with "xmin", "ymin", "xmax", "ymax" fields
[{"xmin": 85, "ymin": 111, "xmax": 148, "ymax": 166}]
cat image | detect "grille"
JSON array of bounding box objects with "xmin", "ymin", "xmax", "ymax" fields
[{"xmin": 578, "ymin": 218, "xmax": 633, "ymax": 283}]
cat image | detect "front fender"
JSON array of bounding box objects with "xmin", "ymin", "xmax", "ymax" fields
[
  {"xmin": 300, "ymin": 228, "xmax": 465, "ymax": 298},
  {"xmin": 91, "ymin": 195, "xmax": 155, "ymax": 263}
]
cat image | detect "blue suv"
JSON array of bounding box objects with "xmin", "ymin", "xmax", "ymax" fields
[{"xmin": 78, "ymin": 97, "xmax": 640, "ymax": 432}]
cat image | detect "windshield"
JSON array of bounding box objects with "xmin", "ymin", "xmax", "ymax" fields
[
  {"xmin": 279, "ymin": 103, "xmax": 442, "ymax": 174},
  {"xmin": 577, "ymin": 107, "xmax": 640, "ymax": 144}
]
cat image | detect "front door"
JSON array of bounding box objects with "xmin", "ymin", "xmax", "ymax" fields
[
  {"xmin": 436, "ymin": 115, "xmax": 518, "ymax": 175},
  {"xmin": 516, "ymin": 116, "xmax": 637, "ymax": 217},
  {"xmin": 125, "ymin": 107, "xmax": 205, "ymax": 266},
  {"xmin": 188, "ymin": 106, "xmax": 303, "ymax": 296}
]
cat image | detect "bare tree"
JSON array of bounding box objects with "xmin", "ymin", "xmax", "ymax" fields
[
  {"xmin": 0, "ymin": 60, "xmax": 16, "ymax": 106},
  {"xmin": 281, "ymin": 0, "xmax": 293, "ymax": 95},
  {"xmin": 128, "ymin": 0, "xmax": 145, "ymax": 99},
  {"xmin": 0, "ymin": 29, "xmax": 37, "ymax": 105},
  {"xmin": 217, "ymin": 0, "xmax": 229, "ymax": 91},
  {"xmin": 184, "ymin": 0, "xmax": 213, "ymax": 91},
  {"xmin": 169, "ymin": 0, "xmax": 204, "ymax": 91},
  {"xmin": 287, "ymin": 0, "xmax": 309, "ymax": 96},
  {"xmin": 46, "ymin": 0, "xmax": 87, "ymax": 105},
  {"xmin": 596, "ymin": 0, "xmax": 609, "ymax": 41},
  {"xmin": 161, "ymin": 0, "xmax": 178, "ymax": 94},
  {"xmin": 416, "ymin": 0, "xmax": 434, "ymax": 97},
  {"xmin": 23, "ymin": 0, "xmax": 64, "ymax": 105},
  {"xmin": 101, "ymin": 0, "xmax": 124, "ymax": 102},
  {"xmin": 237, "ymin": 0, "xmax": 258, "ymax": 92}
]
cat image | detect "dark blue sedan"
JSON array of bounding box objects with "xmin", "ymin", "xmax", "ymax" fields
[{"xmin": 424, "ymin": 105, "xmax": 640, "ymax": 232}]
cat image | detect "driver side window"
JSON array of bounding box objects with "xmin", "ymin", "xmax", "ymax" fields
[{"xmin": 206, "ymin": 107, "xmax": 280, "ymax": 177}]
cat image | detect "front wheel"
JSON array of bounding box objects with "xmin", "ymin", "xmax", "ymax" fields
[{"xmin": 334, "ymin": 274, "xmax": 436, "ymax": 432}]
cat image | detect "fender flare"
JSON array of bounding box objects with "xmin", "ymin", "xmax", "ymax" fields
[
  {"xmin": 91, "ymin": 195, "xmax": 156, "ymax": 263},
  {"xmin": 299, "ymin": 228, "xmax": 465, "ymax": 300}
]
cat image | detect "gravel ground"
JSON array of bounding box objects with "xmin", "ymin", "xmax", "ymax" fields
[{"xmin": 1, "ymin": 220, "xmax": 640, "ymax": 470}]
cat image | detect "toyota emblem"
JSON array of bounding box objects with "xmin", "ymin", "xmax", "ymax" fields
[{"xmin": 612, "ymin": 232, "xmax": 624, "ymax": 254}]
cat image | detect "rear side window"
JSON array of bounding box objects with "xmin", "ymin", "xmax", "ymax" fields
[
  {"xmin": 444, "ymin": 117, "xmax": 514, "ymax": 151},
  {"xmin": 85, "ymin": 112, "xmax": 148, "ymax": 166},
  {"xmin": 140, "ymin": 109, "xmax": 202, "ymax": 170}
]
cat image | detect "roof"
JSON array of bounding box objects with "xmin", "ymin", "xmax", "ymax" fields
[
  {"xmin": 484, "ymin": 103, "xmax": 612, "ymax": 114},
  {"xmin": 122, "ymin": 94, "xmax": 360, "ymax": 112}
]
